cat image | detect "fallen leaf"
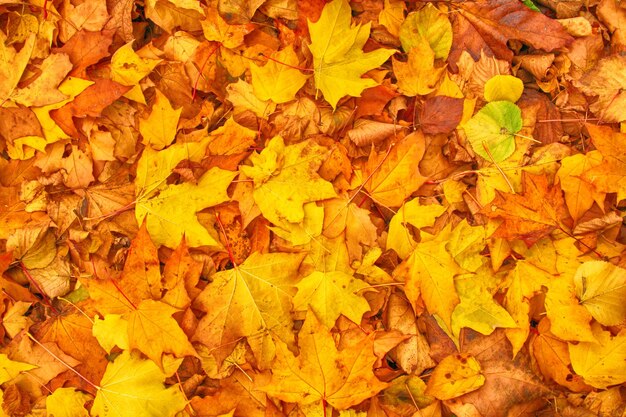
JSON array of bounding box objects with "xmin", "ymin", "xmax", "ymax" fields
[
  {"xmin": 193, "ymin": 252, "xmax": 305, "ymax": 367},
  {"xmin": 583, "ymin": 123, "xmax": 626, "ymax": 202},
  {"xmin": 91, "ymin": 350, "xmax": 187, "ymax": 417},
  {"xmin": 240, "ymin": 136, "xmax": 336, "ymax": 225},
  {"xmin": 260, "ymin": 310, "xmax": 387, "ymax": 412},
  {"xmin": 139, "ymin": 89, "xmax": 182, "ymax": 150},
  {"xmin": 569, "ymin": 324, "xmax": 626, "ymax": 389},
  {"xmin": 308, "ymin": 0, "xmax": 395, "ymax": 108},
  {"xmin": 425, "ymin": 353, "xmax": 485, "ymax": 400},
  {"xmin": 363, "ymin": 131, "xmax": 428, "ymax": 208},
  {"xmin": 250, "ymin": 46, "xmax": 309, "ymax": 104},
  {"xmin": 450, "ymin": 0, "xmax": 573, "ymax": 65},
  {"xmin": 573, "ymin": 261, "xmax": 626, "ymax": 326},
  {"xmin": 46, "ymin": 388, "xmax": 91, "ymax": 417},
  {"xmin": 462, "ymin": 101, "xmax": 522, "ymax": 162},
  {"xmin": 577, "ymin": 55, "xmax": 626, "ymax": 122},
  {"xmin": 481, "ymin": 172, "xmax": 569, "ymax": 247},
  {"xmin": 136, "ymin": 167, "xmax": 236, "ymax": 248}
]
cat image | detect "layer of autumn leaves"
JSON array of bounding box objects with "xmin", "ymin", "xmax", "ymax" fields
[{"xmin": 1, "ymin": 0, "xmax": 626, "ymax": 415}]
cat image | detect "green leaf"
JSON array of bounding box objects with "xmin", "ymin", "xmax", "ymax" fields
[{"xmin": 462, "ymin": 101, "xmax": 522, "ymax": 163}]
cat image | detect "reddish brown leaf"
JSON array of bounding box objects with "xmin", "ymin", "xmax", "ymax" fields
[
  {"xmin": 419, "ymin": 96, "xmax": 463, "ymax": 135},
  {"xmin": 450, "ymin": 0, "xmax": 574, "ymax": 66},
  {"xmin": 50, "ymin": 79, "xmax": 131, "ymax": 137}
]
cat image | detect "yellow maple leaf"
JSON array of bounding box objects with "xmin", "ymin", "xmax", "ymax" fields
[
  {"xmin": 451, "ymin": 268, "xmax": 516, "ymax": 339},
  {"xmin": 192, "ymin": 252, "xmax": 305, "ymax": 368},
  {"xmin": 386, "ymin": 199, "xmax": 446, "ymax": 260},
  {"xmin": 0, "ymin": 354, "xmax": 36, "ymax": 384},
  {"xmin": 259, "ymin": 310, "xmax": 387, "ymax": 412},
  {"xmin": 251, "ymin": 46, "xmax": 309, "ymax": 104},
  {"xmin": 308, "ymin": 0, "xmax": 395, "ymax": 109},
  {"xmin": 363, "ymin": 131, "xmax": 428, "ymax": 208},
  {"xmin": 92, "ymin": 350, "xmax": 187, "ymax": 417},
  {"xmin": 240, "ymin": 136, "xmax": 336, "ymax": 226},
  {"xmin": 0, "ymin": 32, "xmax": 34, "ymax": 103},
  {"xmin": 294, "ymin": 270, "xmax": 370, "ymax": 328},
  {"xmin": 125, "ymin": 299, "xmax": 197, "ymax": 367},
  {"xmin": 93, "ymin": 314, "xmax": 129, "ymax": 353},
  {"xmin": 136, "ymin": 167, "xmax": 237, "ymax": 248},
  {"xmin": 582, "ymin": 124, "xmax": 626, "ymax": 202},
  {"xmin": 139, "ymin": 89, "xmax": 182, "ymax": 150},
  {"xmin": 403, "ymin": 226, "xmax": 462, "ymax": 331},
  {"xmin": 393, "ymin": 39, "xmax": 445, "ymax": 96},
  {"xmin": 110, "ymin": 42, "xmax": 162, "ymax": 104},
  {"xmin": 135, "ymin": 137, "xmax": 210, "ymax": 199},
  {"xmin": 557, "ymin": 150, "xmax": 604, "ymax": 222}
]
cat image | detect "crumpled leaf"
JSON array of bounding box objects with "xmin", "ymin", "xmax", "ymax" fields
[
  {"xmin": 577, "ymin": 54, "xmax": 626, "ymax": 122},
  {"xmin": 91, "ymin": 350, "xmax": 187, "ymax": 417},
  {"xmin": 259, "ymin": 310, "xmax": 387, "ymax": 411},
  {"xmin": 308, "ymin": 0, "xmax": 395, "ymax": 108},
  {"xmin": 451, "ymin": 0, "xmax": 573, "ymax": 65}
]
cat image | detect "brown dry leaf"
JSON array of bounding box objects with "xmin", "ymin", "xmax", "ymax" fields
[
  {"xmin": 457, "ymin": 330, "xmax": 552, "ymax": 417},
  {"xmin": 450, "ymin": 0, "xmax": 573, "ymax": 65},
  {"xmin": 577, "ymin": 55, "xmax": 626, "ymax": 122}
]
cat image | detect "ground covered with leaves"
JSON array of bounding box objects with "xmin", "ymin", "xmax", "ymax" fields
[{"xmin": 1, "ymin": 0, "xmax": 626, "ymax": 415}]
